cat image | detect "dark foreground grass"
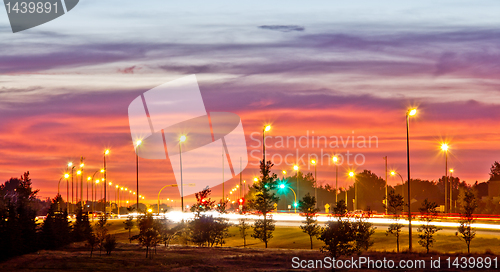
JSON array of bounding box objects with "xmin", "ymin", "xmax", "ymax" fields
[
  {"xmin": 2, "ymin": 219, "xmax": 499, "ymax": 271},
  {"xmin": 107, "ymin": 219, "xmax": 500, "ymax": 254},
  {"xmin": 1, "ymin": 242, "xmax": 499, "ymax": 272}
]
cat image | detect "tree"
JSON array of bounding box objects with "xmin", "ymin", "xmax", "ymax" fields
[
  {"xmin": 238, "ymin": 218, "xmax": 250, "ymax": 248},
  {"xmin": 132, "ymin": 213, "xmax": 160, "ymax": 258},
  {"xmin": 385, "ymin": 190, "xmax": 405, "ymax": 253},
  {"xmin": 298, "ymin": 193, "xmax": 321, "ymax": 249},
  {"xmin": 319, "ymin": 200, "xmax": 375, "ymax": 258},
  {"xmin": 489, "ymin": 161, "xmax": 500, "ymax": 181},
  {"xmin": 190, "ymin": 187, "xmax": 215, "ymax": 216},
  {"xmin": 188, "ymin": 188, "xmax": 229, "ymax": 247},
  {"xmin": 319, "ymin": 200, "xmax": 357, "ymax": 258},
  {"xmin": 417, "ymin": 199, "xmax": 441, "ymax": 253},
  {"xmin": 456, "ymin": 189, "xmax": 477, "ymax": 253},
  {"xmin": 72, "ymin": 202, "xmax": 91, "ymax": 242},
  {"xmin": 40, "ymin": 194, "xmax": 71, "ymax": 250},
  {"xmin": 0, "ymin": 172, "xmax": 40, "ymax": 260},
  {"xmin": 248, "ymin": 160, "xmax": 279, "ymax": 248},
  {"xmin": 123, "ymin": 215, "xmax": 135, "ymax": 243},
  {"xmin": 353, "ymin": 213, "xmax": 376, "ymax": 252},
  {"xmin": 94, "ymin": 215, "xmax": 109, "ymax": 256},
  {"xmin": 87, "ymin": 230, "xmax": 98, "ymax": 257},
  {"xmin": 157, "ymin": 218, "xmax": 183, "ymax": 247},
  {"xmin": 103, "ymin": 234, "xmax": 117, "ymax": 255}
]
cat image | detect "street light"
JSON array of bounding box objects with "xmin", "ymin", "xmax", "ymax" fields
[
  {"xmin": 294, "ymin": 165, "xmax": 299, "ymax": 199},
  {"xmin": 332, "ymin": 156, "xmax": 339, "ymax": 204},
  {"xmin": 76, "ymin": 170, "xmax": 82, "ymax": 204},
  {"xmin": 441, "ymin": 143, "xmax": 449, "ymax": 213},
  {"xmin": 263, "ymin": 125, "xmax": 271, "ymax": 164},
  {"xmin": 103, "ymin": 149, "xmax": 110, "ymax": 216},
  {"xmin": 179, "ymin": 135, "xmax": 186, "ymax": 212},
  {"xmin": 349, "ymin": 171, "xmax": 356, "ymax": 211},
  {"xmin": 278, "ymin": 183, "xmax": 297, "ymax": 213},
  {"xmin": 450, "ymin": 168, "xmax": 454, "ymax": 213},
  {"xmin": 406, "ymin": 107, "xmax": 417, "ymax": 251},
  {"xmin": 311, "ymin": 159, "xmax": 318, "ymax": 209},
  {"xmin": 67, "ymin": 163, "xmax": 75, "ymax": 214},
  {"xmin": 390, "ymin": 171, "xmax": 405, "ymax": 203},
  {"xmin": 79, "ymin": 157, "xmax": 85, "ymax": 205},
  {"xmin": 135, "ymin": 140, "xmax": 142, "ymax": 212}
]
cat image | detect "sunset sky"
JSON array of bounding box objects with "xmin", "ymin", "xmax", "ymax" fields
[{"xmin": 1, "ymin": 0, "xmax": 500, "ymax": 204}]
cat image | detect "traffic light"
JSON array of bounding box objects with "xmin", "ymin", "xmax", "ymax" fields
[
  {"xmin": 293, "ymin": 202, "xmax": 298, "ymax": 208},
  {"xmin": 238, "ymin": 198, "xmax": 245, "ymax": 205}
]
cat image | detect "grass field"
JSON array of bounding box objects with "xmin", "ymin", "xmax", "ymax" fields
[
  {"xmin": 105, "ymin": 219, "xmax": 500, "ymax": 254},
  {"xmin": 1, "ymin": 218, "xmax": 500, "ymax": 271}
]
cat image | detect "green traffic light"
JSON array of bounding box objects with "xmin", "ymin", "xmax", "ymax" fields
[
  {"xmin": 279, "ymin": 184, "xmax": 285, "ymax": 189},
  {"xmin": 293, "ymin": 202, "xmax": 298, "ymax": 207}
]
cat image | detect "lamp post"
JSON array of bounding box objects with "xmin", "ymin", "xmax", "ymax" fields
[
  {"xmin": 263, "ymin": 125, "xmax": 271, "ymax": 164},
  {"xmin": 135, "ymin": 140, "xmax": 142, "ymax": 212},
  {"xmin": 119, "ymin": 187, "xmax": 124, "ymax": 214},
  {"xmin": 115, "ymin": 185, "xmax": 119, "ymax": 214},
  {"xmin": 95, "ymin": 179, "xmax": 100, "ymax": 215},
  {"xmin": 332, "ymin": 156, "xmax": 338, "ymax": 204},
  {"xmin": 89, "ymin": 170, "xmax": 98, "ymax": 214},
  {"xmin": 450, "ymin": 169, "xmax": 454, "ymax": 213},
  {"xmin": 383, "ymin": 156, "xmax": 388, "ymax": 214},
  {"xmin": 179, "ymin": 135, "xmax": 186, "ymax": 212},
  {"xmin": 103, "ymin": 149, "xmax": 110, "ymax": 216},
  {"xmin": 69, "ymin": 163, "xmax": 75, "ymax": 214},
  {"xmin": 349, "ymin": 171, "xmax": 356, "ymax": 211},
  {"xmin": 441, "ymin": 143, "xmax": 449, "ymax": 213},
  {"xmin": 294, "ymin": 165, "xmax": 299, "ymax": 200},
  {"xmin": 79, "ymin": 157, "xmax": 84, "ymax": 204},
  {"xmin": 65, "ymin": 170, "xmax": 70, "ymax": 212},
  {"xmin": 57, "ymin": 177, "xmax": 63, "ymax": 211},
  {"xmin": 86, "ymin": 177, "xmax": 90, "ymax": 209},
  {"xmin": 76, "ymin": 169, "xmax": 82, "ymax": 204},
  {"xmin": 311, "ymin": 159, "xmax": 317, "ymax": 208},
  {"xmin": 390, "ymin": 171, "xmax": 405, "ymax": 206},
  {"xmin": 279, "ymin": 184, "xmax": 297, "ymax": 213},
  {"xmin": 406, "ymin": 108, "xmax": 417, "ymax": 251}
]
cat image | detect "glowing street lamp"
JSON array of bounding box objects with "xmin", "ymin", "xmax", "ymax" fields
[
  {"xmin": 332, "ymin": 156, "xmax": 339, "ymax": 204},
  {"xmin": 406, "ymin": 107, "xmax": 417, "ymax": 251},
  {"xmin": 179, "ymin": 135, "xmax": 186, "ymax": 212},
  {"xmin": 311, "ymin": 159, "xmax": 318, "ymax": 208},
  {"xmin": 67, "ymin": 162, "xmax": 75, "ymax": 214},
  {"xmin": 135, "ymin": 139, "xmax": 142, "ymax": 212},
  {"xmin": 450, "ymin": 168, "xmax": 454, "ymax": 213},
  {"xmin": 278, "ymin": 183, "xmax": 297, "ymax": 213},
  {"xmin": 78, "ymin": 157, "xmax": 85, "ymax": 205},
  {"xmin": 63, "ymin": 173, "xmax": 70, "ymax": 211},
  {"xmin": 349, "ymin": 171, "xmax": 357, "ymax": 211},
  {"xmin": 103, "ymin": 149, "xmax": 110, "ymax": 216},
  {"xmin": 441, "ymin": 143, "xmax": 450, "ymax": 213},
  {"xmin": 390, "ymin": 171, "xmax": 405, "ymax": 202},
  {"xmin": 263, "ymin": 125, "xmax": 271, "ymax": 164},
  {"xmin": 294, "ymin": 165, "xmax": 299, "ymax": 199}
]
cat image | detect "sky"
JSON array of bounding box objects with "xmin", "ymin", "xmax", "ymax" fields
[{"xmin": 1, "ymin": 0, "xmax": 500, "ymax": 204}]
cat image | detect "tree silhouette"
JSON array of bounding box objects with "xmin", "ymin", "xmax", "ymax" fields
[
  {"xmin": 0, "ymin": 172, "xmax": 39, "ymax": 260},
  {"xmin": 418, "ymin": 199, "xmax": 441, "ymax": 253},
  {"xmin": 41, "ymin": 194, "xmax": 71, "ymax": 250},
  {"xmin": 385, "ymin": 190, "xmax": 405, "ymax": 253},
  {"xmin": 248, "ymin": 160, "xmax": 279, "ymax": 248},
  {"xmin": 299, "ymin": 193, "xmax": 321, "ymax": 249},
  {"xmin": 456, "ymin": 189, "xmax": 477, "ymax": 253}
]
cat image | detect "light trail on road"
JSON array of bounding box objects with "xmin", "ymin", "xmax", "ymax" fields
[{"xmin": 118, "ymin": 211, "xmax": 500, "ymax": 231}]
